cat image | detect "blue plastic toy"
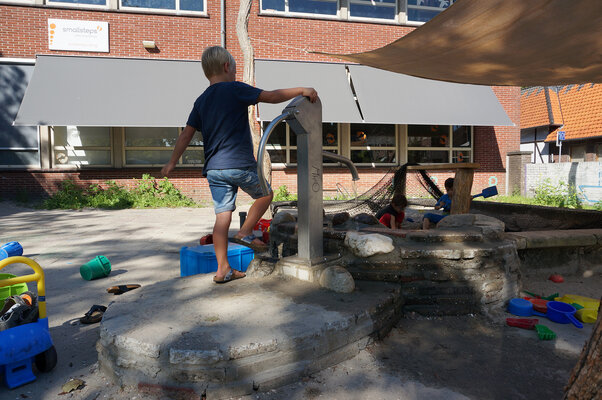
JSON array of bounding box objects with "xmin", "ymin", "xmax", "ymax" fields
[
  {"xmin": 0, "ymin": 256, "xmax": 57, "ymax": 389},
  {"xmin": 0, "ymin": 242, "xmax": 23, "ymax": 261}
]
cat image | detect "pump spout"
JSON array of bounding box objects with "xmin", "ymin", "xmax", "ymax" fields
[
  {"xmin": 257, "ymin": 111, "xmax": 291, "ymax": 196},
  {"xmin": 322, "ymin": 151, "xmax": 360, "ymax": 181}
]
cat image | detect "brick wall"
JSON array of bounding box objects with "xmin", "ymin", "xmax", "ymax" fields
[
  {"xmin": 525, "ymin": 161, "xmax": 602, "ymax": 203},
  {"xmin": 0, "ymin": 5, "xmax": 217, "ymax": 59},
  {"xmin": 1, "ymin": 1, "xmax": 520, "ymax": 200},
  {"xmin": 0, "ymin": 166, "xmax": 508, "ymax": 204}
]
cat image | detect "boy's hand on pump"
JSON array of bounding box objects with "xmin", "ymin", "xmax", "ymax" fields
[{"xmin": 302, "ymin": 88, "xmax": 318, "ymax": 103}]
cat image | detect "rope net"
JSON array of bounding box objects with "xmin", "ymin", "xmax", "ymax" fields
[{"xmin": 322, "ymin": 163, "xmax": 442, "ymax": 216}]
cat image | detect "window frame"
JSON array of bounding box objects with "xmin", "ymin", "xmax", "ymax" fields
[
  {"xmin": 0, "ymin": 0, "xmax": 37, "ymax": 5},
  {"xmin": 45, "ymin": 0, "xmax": 110, "ymax": 10},
  {"xmin": 347, "ymin": 0, "xmax": 397, "ymax": 23},
  {"xmin": 259, "ymin": 0, "xmax": 340, "ymax": 20},
  {"xmin": 51, "ymin": 126, "xmax": 113, "ymax": 169},
  {"xmin": 0, "ymin": 127, "xmax": 41, "ymax": 169},
  {"xmin": 258, "ymin": 0, "xmax": 450, "ymax": 25},
  {"xmin": 119, "ymin": 0, "xmax": 207, "ymax": 15},
  {"xmin": 405, "ymin": 0, "xmax": 454, "ymax": 24},
  {"xmin": 263, "ymin": 122, "xmax": 341, "ymax": 167},
  {"xmin": 122, "ymin": 127, "xmax": 204, "ymax": 167},
  {"xmin": 347, "ymin": 123, "xmax": 398, "ymax": 167},
  {"xmin": 406, "ymin": 124, "xmax": 473, "ymax": 164}
]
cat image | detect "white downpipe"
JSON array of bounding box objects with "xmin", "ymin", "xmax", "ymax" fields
[{"xmin": 221, "ymin": 0, "xmax": 226, "ymax": 47}]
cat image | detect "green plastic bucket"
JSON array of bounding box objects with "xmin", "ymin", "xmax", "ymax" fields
[
  {"xmin": 80, "ymin": 255, "xmax": 111, "ymax": 281},
  {"xmin": 0, "ymin": 273, "xmax": 29, "ymax": 310}
]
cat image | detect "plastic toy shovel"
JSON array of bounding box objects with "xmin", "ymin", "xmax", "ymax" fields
[
  {"xmin": 546, "ymin": 301, "xmax": 583, "ymax": 329},
  {"xmin": 508, "ymin": 298, "xmax": 547, "ymax": 317},
  {"xmin": 473, "ymin": 186, "xmax": 498, "ymax": 199}
]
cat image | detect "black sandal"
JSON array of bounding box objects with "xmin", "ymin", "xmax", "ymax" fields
[
  {"xmin": 80, "ymin": 305, "xmax": 107, "ymax": 324},
  {"xmin": 106, "ymin": 284, "xmax": 141, "ymax": 295}
]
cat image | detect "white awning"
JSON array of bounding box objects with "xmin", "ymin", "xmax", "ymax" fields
[
  {"xmin": 256, "ymin": 60, "xmax": 514, "ymax": 126},
  {"xmin": 14, "ymin": 55, "xmax": 209, "ymax": 127},
  {"xmin": 255, "ymin": 60, "xmax": 363, "ymax": 123},
  {"xmin": 348, "ymin": 64, "xmax": 514, "ymax": 126}
]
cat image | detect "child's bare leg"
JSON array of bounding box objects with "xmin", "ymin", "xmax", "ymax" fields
[
  {"xmin": 214, "ymin": 211, "xmax": 244, "ymax": 279},
  {"xmin": 235, "ymin": 192, "xmax": 273, "ymax": 244}
]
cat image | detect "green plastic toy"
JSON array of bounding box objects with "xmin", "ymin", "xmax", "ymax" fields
[
  {"xmin": 523, "ymin": 290, "xmax": 559, "ymax": 301},
  {"xmin": 535, "ymin": 324, "xmax": 556, "ymax": 340}
]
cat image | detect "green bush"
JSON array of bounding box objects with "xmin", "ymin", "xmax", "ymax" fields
[
  {"xmin": 533, "ymin": 179, "xmax": 582, "ymax": 209},
  {"xmin": 273, "ymin": 185, "xmax": 297, "ymax": 202},
  {"xmin": 41, "ymin": 175, "xmax": 197, "ymax": 209}
]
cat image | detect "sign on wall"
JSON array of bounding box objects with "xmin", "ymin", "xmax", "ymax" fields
[{"xmin": 48, "ymin": 19, "xmax": 109, "ymax": 53}]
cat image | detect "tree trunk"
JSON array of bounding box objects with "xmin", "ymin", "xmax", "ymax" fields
[
  {"xmin": 563, "ymin": 299, "xmax": 601, "ymax": 400},
  {"xmin": 236, "ymin": 0, "xmax": 272, "ymax": 193}
]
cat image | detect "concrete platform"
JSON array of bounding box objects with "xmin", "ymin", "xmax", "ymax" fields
[{"xmin": 97, "ymin": 274, "xmax": 403, "ymax": 399}]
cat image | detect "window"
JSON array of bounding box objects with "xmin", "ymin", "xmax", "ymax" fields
[
  {"xmin": 0, "ymin": 63, "xmax": 39, "ymax": 168},
  {"xmin": 349, "ymin": 123, "xmax": 396, "ymax": 165},
  {"xmin": 47, "ymin": 0, "xmax": 108, "ymax": 6},
  {"xmin": 349, "ymin": 0, "xmax": 396, "ymax": 20},
  {"xmin": 261, "ymin": 0, "xmax": 337, "ymax": 16},
  {"xmin": 120, "ymin": 0, "xmax": 204, "ymax": 13},
  {"xmin": 596, "ymin": 143, "xmax": 602, "ymax": 161},
  {"xmin": 52, "ymin": 126, "xmax": 112, "ymax": 167},
  {"xmin": 407, "ymin": 124, "xmax": 472, "ymax": 163},
  {"xmin": 124, "ymin": 127, "xmax": 204, "ymax": 166},
  {"xmin": 570, "ymin": 145, "xmax": 586, "ymax": 162},
  {"xmin": 407, "ymin": 0, "xmax": 453, "ymax": 23},
  {"xmin": 263, "ymin": 122, "xmax": 340, "ymax": 165},
  {"xmin": 260, "ymin": 0, "xmax": 453, "ymax": 23}
]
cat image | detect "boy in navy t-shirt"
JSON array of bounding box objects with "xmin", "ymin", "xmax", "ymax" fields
[{"xmin": 161, "ymin": 46, "xmax": 318, "ymax": 284}]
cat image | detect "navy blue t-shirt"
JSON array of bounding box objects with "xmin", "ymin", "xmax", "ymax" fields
[{"xmin": 186, "ymin": 81, "xmax": 263, "ymax": 176}]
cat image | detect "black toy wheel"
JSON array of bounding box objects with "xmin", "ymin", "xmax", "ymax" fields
[{"xmin": 35, "ymin": 345, "xmax": 58, "ymax": 373}]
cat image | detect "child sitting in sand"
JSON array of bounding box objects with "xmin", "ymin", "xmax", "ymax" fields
[
  {"xmin": 423, "ymin": 177, "xmax": 453, "ymax": 229},
  {"xmin": 376, "ymin": 193, "xmax": 408, "ymax": 229}
]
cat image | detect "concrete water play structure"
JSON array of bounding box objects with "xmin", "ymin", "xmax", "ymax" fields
[{"xmin": 96, "ymin": 98, "xmax": 602, "ymax": 399}]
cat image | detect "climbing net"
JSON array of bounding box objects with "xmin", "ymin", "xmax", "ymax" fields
[{"xmin": 322, "ymin": 163, "xmax": 443, "ymax": 216}]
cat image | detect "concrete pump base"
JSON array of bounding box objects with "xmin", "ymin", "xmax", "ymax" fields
[{"xmin": 98, "ymin": 274, "xmax": 403, "ymax": 399}]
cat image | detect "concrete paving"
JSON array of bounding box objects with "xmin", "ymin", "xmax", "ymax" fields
[{"xmin": 0, "ymin": 201, "xmax": 600, "ymax": 400}]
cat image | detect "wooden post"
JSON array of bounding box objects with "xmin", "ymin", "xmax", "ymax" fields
[
  {"xmin": 451, "ymin": 168, "xmax": 475, "ymax": 214},
  {"xmin": 406, "ymin": 163, "xmax": 479, "ymax": 215}
]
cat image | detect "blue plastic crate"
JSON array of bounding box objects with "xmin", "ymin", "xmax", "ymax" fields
[{"xmin": 180, "ymin": 244, "xmax": 254, "ymax": 277}]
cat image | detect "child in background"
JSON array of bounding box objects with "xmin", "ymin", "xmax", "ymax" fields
[
  {"xmin": 376, "ymin": 193, "xmax": 408, "ymax": 229},
  {"xmin": 423, "ymin": 177, "xmax": 454, "ymax": 229}
]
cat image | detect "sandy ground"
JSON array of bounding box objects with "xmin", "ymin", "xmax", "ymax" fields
[{"xmin": 0, "ymin": 201, "xmax": 600, "ymax": 400}]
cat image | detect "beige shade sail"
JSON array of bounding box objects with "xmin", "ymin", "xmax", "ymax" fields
[{"xmin": 322, "ymin": 0, "xmax": 602, "ymax": 87}]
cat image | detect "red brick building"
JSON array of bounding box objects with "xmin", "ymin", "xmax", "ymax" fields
[{"xmin": 0, "ymin": 0, "xmax": 519, "ymax": 202}]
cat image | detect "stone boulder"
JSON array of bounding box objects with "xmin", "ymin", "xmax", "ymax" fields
[
  {"xmin": 353, "ymin": 213, "xmax": 380, "ymax": 225},
  {"xmin": 272, "ymin": 211, "xmax": 296, "ymax": 225},
  {"xmin": 319, "ymin": 265, "xmax": 355, "ymax": 293},
  {"xmin": 344, "ymin": 231, "xmax": 395, "ymax": 257},
  {"xmin": 438, "ymin": 214, "xmax": 505, "ymax": 238},
  {"xmin": 245, "ymin": 258, "xmax": 275, "ymax": 278}
]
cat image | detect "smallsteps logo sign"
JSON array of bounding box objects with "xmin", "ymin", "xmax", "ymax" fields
[{"xmin": 48, "ymin": 19, "xmax": 109, "ymax": 53}]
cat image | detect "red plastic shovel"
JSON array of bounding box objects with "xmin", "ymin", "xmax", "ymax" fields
[{"xmin": 506, "ymin": 318, "xmax": 539, "ymax": 330}]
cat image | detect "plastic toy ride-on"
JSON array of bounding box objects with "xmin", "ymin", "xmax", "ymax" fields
[{"xmin": 0, "ymin": 256, "xmax": 57, "ymax": 389}]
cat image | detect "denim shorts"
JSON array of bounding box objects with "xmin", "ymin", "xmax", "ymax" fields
[{"xmin": 206, "ymin": 167, "xmax": 271, "ymax": 214}]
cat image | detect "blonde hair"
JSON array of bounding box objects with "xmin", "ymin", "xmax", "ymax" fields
[{"xmin": 201, "ymin": 46, "xmax": 235, "ymax": 78}]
